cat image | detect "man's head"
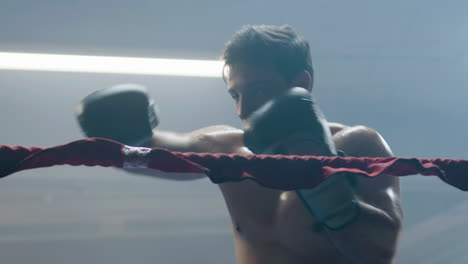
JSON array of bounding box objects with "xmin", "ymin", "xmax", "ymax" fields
[{"xmin": 221, "ymin": 25, "xmax": 314, "ymax": 120}]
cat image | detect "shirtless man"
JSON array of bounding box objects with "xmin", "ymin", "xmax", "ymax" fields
[{"xmin": 77, "ymin": 25, "xmax": 403, "ymax": 264}]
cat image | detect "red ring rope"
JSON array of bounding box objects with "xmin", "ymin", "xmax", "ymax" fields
[{"xmin": 1, "ymin": 138, "xmax": 467, "ymax": 191}]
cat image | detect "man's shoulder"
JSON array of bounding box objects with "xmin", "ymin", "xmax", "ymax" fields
[
  {"xmin": 332, "ymin": 124, "xmax": 393, "ymax": 158},
  {"xmin": 333, "ymin": 124, "xmax": 401, "ymax": 200}
]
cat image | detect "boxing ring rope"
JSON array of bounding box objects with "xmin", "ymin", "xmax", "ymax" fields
[{"xmin": 1, "ymin": 138, "xmax": 467, "ymax": 191}]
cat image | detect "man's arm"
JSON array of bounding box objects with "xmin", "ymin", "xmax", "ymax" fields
[
  {"xmin": 318, "ymin": 126, "xmax": 402, "ymax": 264},
  {"xmin": 76, "ymin": 84, "xmax": 241, "ymax": 181},
  {"xmin": 143, "ymin": 125, "xmax": 241, "ymax": 152},
  {"xmin": 125, "ymin": 125, "xmax": 242, "ymax": 180},
  {"xmin": 239, "ymin": 87, "xmax": 401, "ymax": 263}
]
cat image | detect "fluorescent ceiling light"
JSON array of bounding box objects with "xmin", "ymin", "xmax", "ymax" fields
[{"xmin": 0, "ymin": 52, "xmax": 223, "ymax": 77}]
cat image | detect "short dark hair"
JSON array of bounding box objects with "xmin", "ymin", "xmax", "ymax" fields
[{"xmin": 221, "ymin": 25, "xmax": 313, "ymax": 85}]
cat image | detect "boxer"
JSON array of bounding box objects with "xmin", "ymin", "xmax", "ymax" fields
[{"xmin": 77, "ymin": 25, "xmax": 402, "ymax": 264}]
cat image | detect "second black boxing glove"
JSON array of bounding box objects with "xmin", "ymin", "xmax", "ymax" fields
[{"xmin": 76, "ymin": 83, "xmax": 159, "ymax": 146}]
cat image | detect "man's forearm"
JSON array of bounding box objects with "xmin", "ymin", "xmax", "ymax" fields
[
  {"xmin": 127, "ymin": 130, "xmax": 206, "ymax": 180},
  {"xmin": 324, "ymin": 199, "xmax": 402, "ymax": 264},
  {"xmin": 286, "ymin": 142, "xmax": 401, "ymax": 263}
]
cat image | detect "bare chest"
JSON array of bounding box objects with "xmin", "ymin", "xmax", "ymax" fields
[{"xmin": 219, "ymin": 181, "xmax": 336, "ymax": 257}]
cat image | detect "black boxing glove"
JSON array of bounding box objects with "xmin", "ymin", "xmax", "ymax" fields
[
  {"xmin": 76, "ymin": 84, "xmax": 159, "ymax": 146},
  {"xmin": 243, "ymin": 87, "xmax": 359, "ymax": 230},
  {"xmin": 243, "ymin": 87, "xmax": 335, "ymax": 155}
]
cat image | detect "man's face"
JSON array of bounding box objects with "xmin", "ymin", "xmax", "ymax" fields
[{"xmin": 227, "ymin": 64, "xmax": 290, "ymax": 121}]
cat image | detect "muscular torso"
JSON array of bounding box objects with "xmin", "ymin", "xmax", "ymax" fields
[
  {"xmin": 199, "ymin": 123, "xmax": 361, "ymax": 264},
  {"xmin": 220, "ymin": 180, "xmax": 347, "ymax": 264}
]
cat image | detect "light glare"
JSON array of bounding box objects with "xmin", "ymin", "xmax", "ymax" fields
[{"xmin": 0, "ymin": 52, "xmax": 223, "ymax": 77}]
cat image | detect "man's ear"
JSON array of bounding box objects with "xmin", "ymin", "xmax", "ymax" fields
[{"xmin": 291, "ymin": 71, "xmax": 312, "ymax": 92}]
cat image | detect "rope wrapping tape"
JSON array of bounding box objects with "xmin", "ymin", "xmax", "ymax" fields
[{"xmin": 0, "ymin": 138, "xmax": 467, "ymax": 191}]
